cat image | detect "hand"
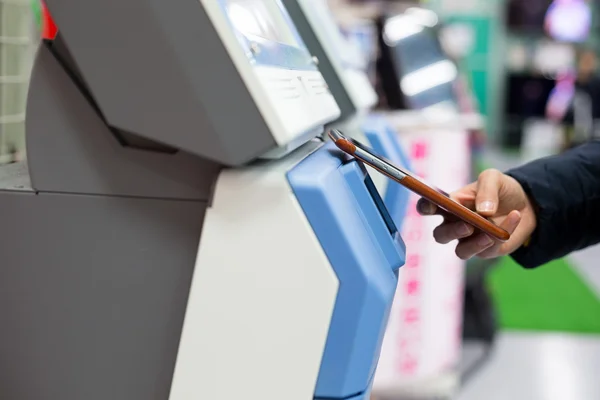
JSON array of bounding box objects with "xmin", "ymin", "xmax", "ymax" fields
[{"xmin": 417, "ymin": 169, "xmax": 537, "ymax": 260}]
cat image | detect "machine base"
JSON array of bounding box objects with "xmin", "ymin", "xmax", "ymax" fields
[{"xmin": 0, "ymin": 177, "xmax": 206, "ymax": 400}]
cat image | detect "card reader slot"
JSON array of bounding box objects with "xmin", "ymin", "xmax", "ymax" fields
[{"xmin": 364, "ymin": 173, "xmax": 398, "ymax": 236}]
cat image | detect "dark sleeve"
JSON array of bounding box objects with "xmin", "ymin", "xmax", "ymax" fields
[{"xmin": 505, "ymin": 140, "xmax": 600, "ymax": 268}]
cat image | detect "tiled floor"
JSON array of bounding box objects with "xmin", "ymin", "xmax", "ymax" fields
[
  {"xmin": 456, "ymin": 332, "xmax": 600, "ymax": 400},
  {"xmin": 570, "ymin": 245, "xmax": 600, "ymax": 296}
]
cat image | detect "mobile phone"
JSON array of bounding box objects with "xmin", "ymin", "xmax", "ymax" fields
[{"xmin": 328, "ymin": 129, "xmax": 511, "ymax": 242}]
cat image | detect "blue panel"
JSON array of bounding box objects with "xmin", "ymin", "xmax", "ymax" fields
[
  {"xmin": 362, "ymin": 116, "xmax": 412, "ymax": 230},
  {"xmin": 316, "ymin": 392, "xmax": 371, "ymax": 400},
  {"xmin": 287, "ymin": 142, "xmax": 406, "ymax": 399}
]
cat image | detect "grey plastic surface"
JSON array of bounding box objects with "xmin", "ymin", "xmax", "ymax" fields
[
  {"xmin": 0, "ymin": 190, "xmax": 205, "ymax": 400},
  {"xmin": 26, "ymin": 43, "xmax": 220, "ymax": 199},
  {"xmin": 44, "ymin": 0, "xmax": 277, "ymax": 166},
  {"xmin": 0, "ymin": 162, "xmax": 31, "ymax": 191},
  {"xmin": 281, "ymin": 0, "xmax": 355, "ymax": 121}
]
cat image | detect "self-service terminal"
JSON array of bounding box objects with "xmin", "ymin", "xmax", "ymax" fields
[
  {"xmin": 0, "ymin": 1, "xmax": 405, "ymax": 400},
  {"xmin": 281, "ymin": 0, "xmax": 411, "ymax": 227}
]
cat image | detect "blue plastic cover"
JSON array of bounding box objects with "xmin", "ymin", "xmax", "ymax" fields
[
  {"xmin": 287, "ymin": 142, "xmax": 406, "ymax": 399},
  {"xmin": 315, "ymin": 391, "xmax": 371, "ymax": 400},
  {"xmin": 362, "ymin": 115, "xmax": 412, "ymax": 230}
]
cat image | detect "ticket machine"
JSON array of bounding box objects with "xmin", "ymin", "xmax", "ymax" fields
[
  {"xmin": 282, "ymin": 0, "xmax": 411, "ymax": 227},
  {"xmin": 0, "ymin": 1, "xmax": 405, "ymax": 400}
]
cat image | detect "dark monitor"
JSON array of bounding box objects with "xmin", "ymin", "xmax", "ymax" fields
[
  {"xmin": 503, "ymin": 73, "xmax": 557, "ymax": 147},
  {"xmin": 505, "ymin": 74, "xmax": 556, "ymax": 118},
  {"xmin": 376, "ymin": 14, "xmax": 459, "ymax": 111},
  {"xmin": 506, "ymin": 0, "xmax": 552, "ymax": 33}
]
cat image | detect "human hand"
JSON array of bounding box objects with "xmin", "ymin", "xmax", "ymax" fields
[{"xmin": 417, "ymin": 169, "xmax": 537, "ymax": 260}]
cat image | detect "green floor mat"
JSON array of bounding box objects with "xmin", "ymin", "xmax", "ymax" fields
[{"xmin": 487, "ymin": 257, "xmax": 600, "ymax": 333}]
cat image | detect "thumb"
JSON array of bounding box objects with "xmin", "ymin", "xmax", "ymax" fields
[
  {"xmin": 475, "ymin": 169, "xmax": 502, "ymax": 216},
  {"xmin": 478, "ymin": 210, "xmax": 522, "ymax": 259}
]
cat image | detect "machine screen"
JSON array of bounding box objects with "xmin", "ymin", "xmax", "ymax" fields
[
  {"xmin": 393, "ymin": 28, "xmax": 459, "ymax": 110},
  {"xmin": 223, "ymin": 0, "xmax": 300, "ymax": 47},
  {"xmin": 218, "ymin": 0, "xmax": 315, "ymax": 70},
  {"xmin": 394, "ymin": 28, "xmax": 443, "ymax": 76}
]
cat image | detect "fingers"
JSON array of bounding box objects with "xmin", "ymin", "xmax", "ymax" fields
[
  {"xmin": 455, "ymin": 232, "xmax": 495, "ymax": 260},
  {"xmin": 433, "ymin": 221, "xmax": 475, "ymax": 244},
  {"xmin": 417, "ymin": 199, "xmax": 459, "ymax": 223},
  {"xmin": 455, "ymin": 210, "xmax": 522, "ymax": 260},
  {"xmin": 475, "ymin": 169, "xmax": 503, "ymax": 216},
  {"xmin": 478, "ymin": 210, "xmax": 523, "ymax": 259},
  {"xmin": 416, "ymin": 198, "xmax": 437, "ymax": 215},
  {"xmin": 417, "ymin": 182, "xmax": 478, "ymax": 217}
]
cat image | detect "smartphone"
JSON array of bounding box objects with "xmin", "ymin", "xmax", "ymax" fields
[{"xmin": 328, "ymin": 129, "xmax": 510, "ymax": 242}]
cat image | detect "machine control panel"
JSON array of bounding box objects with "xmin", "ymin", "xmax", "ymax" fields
[{"xmin": 212, "ymin": 0, "xmax": 340, "ymax": 146}]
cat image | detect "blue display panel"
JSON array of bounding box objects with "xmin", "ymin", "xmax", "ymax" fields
[
  {"xmin": 217, "ymin": 0, "xmax": 317, "ymax": 70},
  {"xmin": 287, "ymin": 142, "xmax": 406, "ymax": 400},
  {"xmin": 362, "ymin": 116, "xmax": 412, "ymax": 230}
]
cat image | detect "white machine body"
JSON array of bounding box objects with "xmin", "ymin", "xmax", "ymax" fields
[
  {"xmin": 169, "ymin": 4, "xmax": 405, "ymax": 400},
  {"xmin": 169, "ymin": 6, "xmax": 342, "ymax": 399},
  {"xmin": 170, "ymin": 134, "xmax": 405, "ymax": 400},
  {"xmin": 169, "ymin": 142, "xmax": 338, "ymax": 400}
]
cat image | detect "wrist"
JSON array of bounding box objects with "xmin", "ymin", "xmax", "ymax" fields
[{"xmin": 521, "ymin": 194, "xmax": 539, "ymax": 248}]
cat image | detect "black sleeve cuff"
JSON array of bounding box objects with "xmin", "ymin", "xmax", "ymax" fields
[
  {"xmin": 504, "ymin": 141, "xmax": 600, "ymax": 269},
  {"xmin": 505, "ymin": 168, "xmax": 567, "ymax": 269}
]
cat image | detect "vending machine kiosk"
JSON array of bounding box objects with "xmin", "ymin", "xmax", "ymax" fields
[{"xmin": 0, "ymin": 1, "xmax": 405, "ymax": 400}]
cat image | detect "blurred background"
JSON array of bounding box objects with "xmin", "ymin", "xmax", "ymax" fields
[
  {"xmin": 332, "ymin": 1, "xmax": 600, "ymax": 399},
  {"xmin": 2, "ymin": 1, "xmax": 600, "ymax": 399}
]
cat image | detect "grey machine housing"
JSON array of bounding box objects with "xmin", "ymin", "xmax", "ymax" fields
[{"xmin": 0, "ymin": 1, "xmax": 293, "ymax": 399}]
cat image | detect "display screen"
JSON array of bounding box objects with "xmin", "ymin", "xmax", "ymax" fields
[
  {"xmin": 507, "ymin": 0, "xmax": 552, "ymax": 32},
  {"xmin": 223, "ymin": 0, "xmax": 300, "ymax": 47},
  {"xmin": 217, "ymin": 0, "xmax": 315, "ymax": 70},
  {"xmin": 391, "ymin": 27, "xmax": 458, "ymax": 110},
  {"xmin": 505, "ymin": 74, "xmax": 556, "ymax": 118},
  {"xmin": 393, "ymin": 28, "xmax": 445, "ymax": 77}
]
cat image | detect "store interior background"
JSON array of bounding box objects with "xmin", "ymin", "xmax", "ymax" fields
[{"xmin": 2, "ymin": 0, "xmax": 600, "ymax": 399}]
